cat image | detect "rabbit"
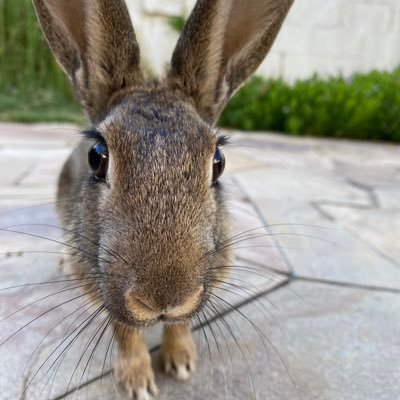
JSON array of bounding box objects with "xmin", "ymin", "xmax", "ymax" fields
[{"xmin": 32, "ymin": 0, "xmax": 294, "ymax": 398}]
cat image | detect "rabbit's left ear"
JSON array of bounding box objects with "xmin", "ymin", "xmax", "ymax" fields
[{"xmin": 167, "ymin": 0, "xmax": 294, "ymax": 125}]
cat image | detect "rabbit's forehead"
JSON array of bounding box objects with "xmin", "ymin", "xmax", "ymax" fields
[
  {"xmin": 100, "ymin": 93, "xmax": 217, "ymax": 163},
  {"xmin": 104, "ymin": 121, "xmax": 215, "ymax": 163}
]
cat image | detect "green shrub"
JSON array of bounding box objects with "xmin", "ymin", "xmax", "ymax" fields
[
  {"xmin": 168, "ymin": 16, "xmax": 186, "ymax": 34},
  {"xmin": 220, "ymin": 70, "xmax": 400, "ymax": 142}
]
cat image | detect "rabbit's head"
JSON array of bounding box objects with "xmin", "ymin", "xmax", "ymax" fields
[{"xmin": 33, "ymin": 0, "xmax": 293, "ymax": 327}]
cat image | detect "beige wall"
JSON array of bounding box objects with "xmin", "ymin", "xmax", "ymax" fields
[{"xmin": 127, "ymin": 0, "xmax": 400, "ymax": 81}]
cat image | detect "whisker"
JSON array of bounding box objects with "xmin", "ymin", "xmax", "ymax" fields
[
  {"xmin": 0, "ymin": 282, "xmax": 100, "ymax": 326},
  {"xmin": 0, "ymin": 228, "xmax": 112, "ymax": 265},
  {"xmin": 199, "ymin": 309, "xmax": 215, "ymax": 394},
  {"xmin": 210, "ymin": 292, "xmax": 301, "ymax": 399},
  {"xmin": 0, "ymin": 288, "xmax": 99, "ymax": 349},
  {"xmin": 220, "ymin": 223, "xmax": 336, "ymax": 247},
  {"xmin": 213, "ymin": 232, "xmax": 335, "ymax": 259},
  {"xmin": 206, "ymin": 297, "xmax": 258, "ymax": 400},
  {"xmin": 215, "ymin": 264, "xmax": 312, "ymax": 306},
  {"xmin": 72, "ymin": 315, "xmax": 113, "ymax": 398},
  {"xmin": 201, "ymin": 304, "xmax": 229, "ymax": 399},
  {"xmin": 23, "ymin": 305, "xmax": 106, "ymax": 400},
  {"xmin": 0, "ymin": 269, "xmax": 128, "ymax": 293},
  {"xmin": 211, "ymin": 281, "xmax": 279, "ymax": 321},
  {"xmin": 211, "ymin": 264, "xmax": 287, "ymax": 282},
  {"xmin": 101, "ymin": 323, "xmax": 118, "ymax": 399},
  {"xmin": 22, "ymin": 297, "xmax": 101, "ymax": 379},
  {"xmin": 203, "ymin": 302, "xmax": 235, "ymax": 396},
  {"xmin": 110, "ymin": 324, "xmax": 124, "ymax": 400},
  {"xmin": 6, "ymin": 223, "xmax": 128, "ymax": 266}
]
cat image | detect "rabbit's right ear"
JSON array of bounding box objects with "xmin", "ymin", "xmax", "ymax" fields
[
  {"xmin": 32, "ymin": 0, "xmax": 144, "ymax": 122},
  {"xmin": 167, "ymin": 0, "xmax": 294, "ymax": 125}
]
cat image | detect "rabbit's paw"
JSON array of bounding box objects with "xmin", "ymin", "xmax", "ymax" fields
[
  {"xmin": 163, "ymin": 327, "xmax": 197, "ymax": 381},
  {"xmin": 115, "ymin": 353, "xmax": 158, "ymax": 400}
]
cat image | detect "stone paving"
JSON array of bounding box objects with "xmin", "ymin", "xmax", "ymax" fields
[{"xmin": 0, "ymin": 123, "xmax": 399, "ymax": 400}]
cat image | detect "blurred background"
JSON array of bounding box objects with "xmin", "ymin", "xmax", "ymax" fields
[{"xmin": 1, "ymin": 0, "xmax": 400, "ymax": 141}]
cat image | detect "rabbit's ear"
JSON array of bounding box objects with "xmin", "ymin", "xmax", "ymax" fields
[
  {"xmin": 168, "ymin": 0, "xmax": 293, "ymax": 124},
  {"xmin": 33, "ymin": 0, "xmax": 144, "ymax": 122}
]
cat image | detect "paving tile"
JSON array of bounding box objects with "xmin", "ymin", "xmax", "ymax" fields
[
  {"xmin": 376, "ymin": 187, "xmax": 400, "ymax": 211},
  {"xmin": 223, "ymin": 176, "xmax": 290, "ymax": 275},
  {"xmin": 321, "ymin": 207, "xmax": 400, "ymax": 268},
  {"xmin": 230, "ymin": 136, "xmax": 400, "ymax": 289},
  {"xmin": 18, "ymin": 149, "xmax": 71, "ymax": 187},
  {"xmin": 63, "ymin": 281, "xmax": 400, "ymax": 400},
  {"xmin": 0, "ymin": 123, "xmax": 82, "ymax": 147},
  {"xmin": 0, "ymin": 158, "xmax": 32, "ymax": 187}
]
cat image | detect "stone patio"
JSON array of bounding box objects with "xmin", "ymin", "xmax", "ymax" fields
[{"xmin": 0, "ymin": 123, "xmax": 399, "ymax": 400}]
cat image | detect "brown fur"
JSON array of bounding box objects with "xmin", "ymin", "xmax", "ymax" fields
[
  {"xmin": 33, "ymin": 0, "xmax": 144, "ymax": 122},
  {"xmin": 168, "ymin": 0, "xmax": 294, "ymax": 124},
  {"xmin": 115, "ymin": 327, "xmax": 159, "ymax": 397},
  {"xmin": 32, "ymin": 0, "xmax": 293, "ymax": 398}
]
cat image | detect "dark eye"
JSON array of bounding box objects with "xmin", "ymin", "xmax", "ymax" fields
[
  {"xmin": 88, "ymin": 142, "xmax": 108, "ymax": 179},
  {"xmin": 212, "ymin": 147, "xmax": 225, "ymax": 184}
]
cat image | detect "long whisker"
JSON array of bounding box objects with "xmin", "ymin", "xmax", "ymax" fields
[
  {"xmin": 210, "ymin": 292, "xmax": 302, "ymax": 400},
  {"xmin": 72, "ymin": 315, "xmax": 113, "ymax": 398},
  {"xmin": 0, "ymin": 288, "xmax": 99, "ymax": 349},
  {"xmin": 201, "ymin": 304, "xmax": 229, "ymax": 399},
  {"xmin": 211, "ymin": 264, "xmax": 287, "ymax": 282},
  {"xmin": 6, "ymin": 223, "xmax": 129, "ymax": 266},
  {"xmin": 22, "ymin": 297, "xmax": 102, "ymax": 379},
  {"xmin": 0, "ymin": 281, "xmax": 100, "ymax": 326},
  {"xmin": 0, "ymin": 228, "xmax": 112, "ymax": 265},
  {"xmin": 211, "ymin": 280, "xmax": 279, "ymax": 320},
  {"xmin": 22, "ymin": 304, "xmax": 106, "ymax": 400},
  {"xmin": 219, "ymin": 223, "xmax": 336, "ymax": 247},
  {"xmin": 0, "ymin": 270, "xmax": 128, "ymax": 292},
  {"xmin": 213, "ymin": 232, "xmax": 335, "ymax": 259},
  {"xmin": 206, "ymin": 297, "xmax": 258, "ymax": 400},
  {"xmin": 203, "ymin": 302, "xmax": 235, "ymax": 396},
  {"xmin": 101, "ymin": 323, "xmax": 118, "ymax": 398}
]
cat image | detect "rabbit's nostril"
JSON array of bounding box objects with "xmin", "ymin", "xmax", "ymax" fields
[
  {"xmin": 125, "ymin": 293, "xmax": 160, "ymax": 321},
  {"xmin": 165, "ymin": 286, "xmax": 204, "ymax": 319}
]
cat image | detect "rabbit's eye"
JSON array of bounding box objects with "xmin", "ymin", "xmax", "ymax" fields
[
  {"xmin": 212, "ymin": 148, "xmax": 225, "ymax": 184},
  {"xmin": 88, "ymin": 142, "xmax": 108, "ymax": 179}
]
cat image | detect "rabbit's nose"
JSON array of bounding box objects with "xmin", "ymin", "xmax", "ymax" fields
[{"xmin": 125, "ymin": 286, "xmax": 204, "ymax": 322}]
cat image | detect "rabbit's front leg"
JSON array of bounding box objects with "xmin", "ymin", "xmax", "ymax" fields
[
  {"xmin": 115, "ymin": 326, "xmax": 158, "ymax": 399},
  {"xmin": 162, "ymin": 323, "xmax": 197, "ymax": 381}
]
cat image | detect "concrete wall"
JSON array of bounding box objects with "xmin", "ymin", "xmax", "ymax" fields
[{"xmin": 126, "ymin": 0, "xmax": 400, "ymax": 81}]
